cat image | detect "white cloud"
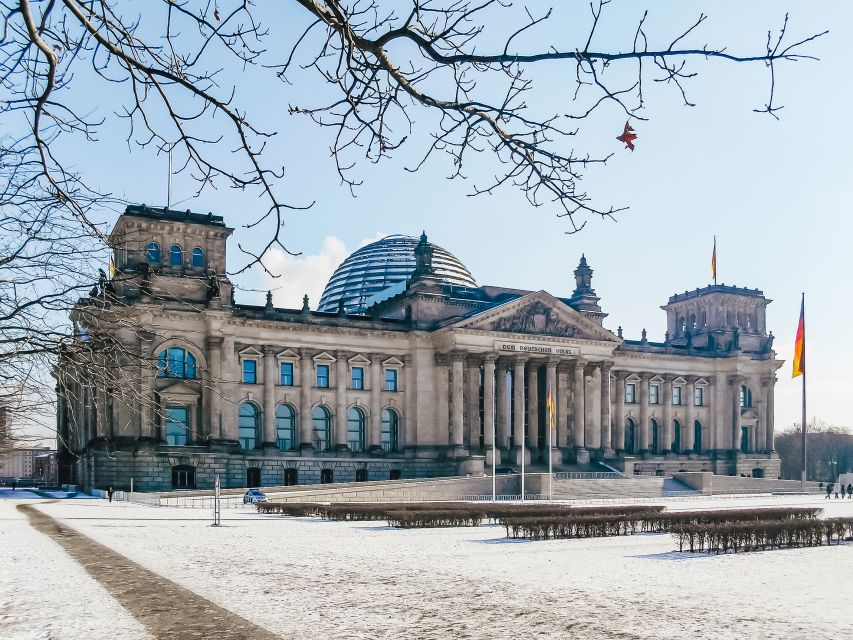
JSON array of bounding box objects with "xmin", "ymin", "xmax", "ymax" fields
[{"xmin": 259, "ymin": 233, "xmax": 386, "ymax": 310}]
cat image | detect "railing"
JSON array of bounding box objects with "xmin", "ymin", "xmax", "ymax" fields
[{"xmin": 552, "ymin": 472, "xmax": 623, "ymax": 480}]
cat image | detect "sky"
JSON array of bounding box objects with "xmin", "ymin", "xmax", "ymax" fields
[{"xmin": 33, "ymin": 1, "xmax": 853, "ymax": 437}]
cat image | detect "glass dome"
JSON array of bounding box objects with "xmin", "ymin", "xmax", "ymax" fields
[{"xmin": 318, "ymin": 234, "xmax": 477, "ymax": 313}]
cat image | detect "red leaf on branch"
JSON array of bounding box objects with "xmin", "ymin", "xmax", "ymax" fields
[{"xmin": 616, "ymin": 121, "xmax": 637, "ymax": 151}]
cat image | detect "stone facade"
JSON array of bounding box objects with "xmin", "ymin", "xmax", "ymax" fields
[{"xmin": 56, "ymin": 206, "xmax": 782, "ymax": 491}]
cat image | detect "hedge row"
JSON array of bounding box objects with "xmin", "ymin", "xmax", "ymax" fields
[
  {"xmin": 505, "ymin": 515, "xmax": 646, "ymax": 540},
  {"xmin": 671, "ymin": 517, "xmax": 853, "ymax": 553},
  {"xmin": 255, "ymin": 502, "xmax": 325, "ymax": 517},
  {"xmin": 503, "ymin": 507, "xmax": 825, "ymax": 541},
  {"xmin": 385, "ymin": 510, "xmax": 483, "ymax": 528}
]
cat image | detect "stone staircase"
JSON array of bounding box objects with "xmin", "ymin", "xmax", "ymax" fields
[{"xmin": 549, "ymin": 476, "xmax": 690, "ymax": 501}]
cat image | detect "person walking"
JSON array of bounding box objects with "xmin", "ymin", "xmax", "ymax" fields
[
  {"xmin": 835, "ymin": 484, "xmax": 840, "ymax": 499},
  {"xmin": 842, "ymin": 484, "xmax": 847, "ymax": 499},
  {"xmin": 107, "ymin": 486, "xmax": 114, "ymax": 503},
  {"xmin": 847, "ymin": 483, "xmax": 852, "ymax": 499},
  {"xmin": 825, "ymin": 483, "xmax": 833, "ymax": 499}
]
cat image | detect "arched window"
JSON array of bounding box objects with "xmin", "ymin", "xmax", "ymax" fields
[
  {"xmin": 275, "ymin": 404, "xmax": 296, "ymax": 451},
  {"xmin": 693, "ymin": 420, "xmax": 703, "ymax": 454},
  {"xmin": 312, "ymin": 405, "xmax": 330, "ymax": 451},
  {"xmin": 672, "ymin": 420, "xmax": 681, "ymax": 454},
  {"xmin": 169, "ymin": 244, "xmax": 183, "ymax": 266},
  {"xmin": 346, "ymin": 407, "xmax": 365, "ymax": 452},
  {"xmin": 238, "ymin": 403, "xmax": 260, "ymax": 449},
  {"xmin": 192, "ymin": 247, "xmax": 204, "ymax": 268},
  {"xmin": 157, "ymin": 347, "xmax": 197, "ymax": 379},
  {"xmin": 739, "ymin": 385, "xmax": 753, "ymax": 408},
  {"xmin": 625, "ymin": 418, "xmax": 636, "ymax": 454},
  {"xmin": 380, "ymin": 408, "xmax": 398, "ymax": 452},
  {"xmin": 147, "ymin": 242, "xmax": 161, "ymax": 263},
  {"xmin": 650, "ymin": 419, "xmax": 659, "ymax": 455},
  {"xmin": 165, "ymin": 406, "xmax": 189, "ymax": 445}
]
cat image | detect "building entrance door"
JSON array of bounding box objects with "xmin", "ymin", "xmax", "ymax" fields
[
  {"xmin": 740, "ymin": 426, "xmax": 750, "ymax": 454},
  {"xmin": 246, "ymin": 467, "xmax": 261, "ymax": 488}
]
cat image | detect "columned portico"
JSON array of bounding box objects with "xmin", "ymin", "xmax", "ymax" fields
[
  {"xmin": 450, "ymin": 352, "xmax": 467, "ymax": 457},
  {"xmin": 483, "ymin": 356, "xmax": 498, "ymax": 465},
  {"xmin": 600, "ymin": 362, "xmax": 613, "ymax": 458},
  {"xmin": 545, "ymin": 357, "xmax": 561, "ymax": 464}
]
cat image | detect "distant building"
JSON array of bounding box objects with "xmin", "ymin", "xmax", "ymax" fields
[
  {"xmin": 56, "ymin": 205, "xmax": 781, "ymax": 491},
  {"xmin": 0, "ymin": 446, "xmax": 56, "ymax": 483}
]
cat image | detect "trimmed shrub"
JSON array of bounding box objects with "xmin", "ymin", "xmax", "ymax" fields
[
  {"xmin": 385, "ymin": 510, "xmax": 483, "ymax": 528},
  {"xmin": 255, "ymin": 502, "xmax": 324, "ymax": 517},
  {"xmin": 503, "ymin": 514, "xmax": 638, "ymax": 540},
  {"xmin": 671, "ymin": 516, "xmax": 852, "ymax": 553}
]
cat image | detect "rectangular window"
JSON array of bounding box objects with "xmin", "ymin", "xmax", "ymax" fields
[
  {"xmin": 694, "ymin": 387, "xmax": 704, "ymax": 407},
  {"xmin": 649, "ymin": 384, "xmax": 660, "ymax": 405},
  {"xmin": 672, "ymin": 386, "xmax": 682, "ymax": 406},
  {"xmin": 351, "ymin": 367, "xmax": 364, "ymax": 390},
  {"xmin": 280, "ymin": 362, "xmax": 294, "ymax": 386},
  {"xmin": 316, "ymin": 364, "xmax": 330, "ymax": 388},
  {"xmin": 625, "ymin": 383, "xmax": 636, "ymax": 404},
  {"xmin": 385, "ymin": 368, "xmax": 398, "ymax": 392},
  {"xmin": 165, "ymin": 406, "xmax": 189, "ymax": 446},
  {"xmin": 242, "ymin": 360, "xmax": 257, "ymax": 384}
]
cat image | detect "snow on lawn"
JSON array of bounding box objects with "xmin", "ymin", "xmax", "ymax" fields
[
  {"xmin": 0, "ymin": 500, "xmax": 151, "ymax": 640},
  {"xmin": 38, "ymin": 495, "xmax": 853, "ymax": 640}
]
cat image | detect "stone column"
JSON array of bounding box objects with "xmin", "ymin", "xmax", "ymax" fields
[
  {"xmin": 467, "ymin": 360, "xmax": 481, "ymax": 449},
  {"xmin": 139, "ymin": 333, "xmax": 156, "ymax": 440},
  {"xmin": 369, "ymin": 354, "xmax": 382, "ymax": 451},
  {"xmin": 600, "ymin": 363, "xmax": 613, "ymax": 457},
  {"xmin": 713, "ymin": 372, "xmax": 726, "ymax": 454},
  {"xmin": 545, "ymin": 358, "xmax": 560, "ymax": 463},
  {"xmin": 685, "ymin": 378, "xmax": 696, "ymax": 454},
  {"xmin": 730, "ymin": 375, "xmax": 741, "ymax": 453},
  {"xmin": 262, "ymin": 345, "xmax": 276, "ymax": 447},
  {"xmin": 495, "ymin": 360, "xmax": 509, "ymax": 450},
  {"xmin": 450, "ymin": 353, "xmax": 466, "ymax": 455},
  {"xmin": 765, "ymin": 376, "xmax": 776, "ymax": 451},
  {"xmin": 573, "ymin": 358, "xmax": 587, "ymax": 463},
  {"xmin": 662, "ymin": 376, "xmax": 673, "ymax": 455},
  {"xmin": 221, "ymin": 337, "xmax": 237, "ymax": 441},
  {"xmin": 639, "ymin": 373, "xmax": 650, "ymax": 455},
  {"xmin": 513, "ymin": 356, "xmax": 529, "ymax": 464},
  {"xmin": 614, "ymin": 371, "xmax": 626, "ymax": 453},
  {"xmin": 526, "ymin": 362, "xmax": 539, "ymax": 455},
  {"xmin": 206, "ymin": 336, "xmax": 223, "ymax": 440},
  {"xmin": 584, "ymin": 364, "xmax": 598, "ymax": 450},
  {"xmin": 483, "ymin": 356, "xmax": 498, "ymax": 465},
  {"xmin": 300, "ymin": 349, "xmax": 314, "ymax": 451},
  {"xmin": 335, "ymin": 352, "xmax": 348, "ymax": 450}
]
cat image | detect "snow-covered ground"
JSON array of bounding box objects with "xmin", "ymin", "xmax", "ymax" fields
[
  {"xmin": 21, "ymin": 495, "xmax": 853, "ymax": 639},
  {"xmin": 0, "ymin": 500, "xmax": 151, "ymax": 640}
]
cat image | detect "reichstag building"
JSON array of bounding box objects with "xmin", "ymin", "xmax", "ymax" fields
[{"xmin": 56, "ymin": 205, "xmax": 782, "ymax": 491}]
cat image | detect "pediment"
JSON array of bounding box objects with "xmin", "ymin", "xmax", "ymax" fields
[
  {"xmin": 382, "ymin": 357, "xmax": 404, "ymax": 367},
  {"xmin": 276, "ymin": 349, "xmax": 300, "ymax": 361},
  {"xmin": 313, "ymin": 351, "xmax": 336, "ymax": 362},
  {"xmin": 453, "ymin": 292, "xmax": 618, "ymax": 342},
  {"xmin": 348, "ymin": 354, "xmax": 370, "ymax": 365},
  {"xmin": 238, "ymin": 346, "xmax": 263, "ymax": 358},
  {"xmin": 625, "ymin": 374, "xmax": 642, "ymax": 383},
  {"xmin": 159, "ymin": 381, "xmax": 200, "ymax": 399},
  {"xmin": 695, "ymin": 378, "xmax": 709, "ymax": 386},
  {"xmin": 672, "ymin": 376, "xmax": 687, "ymax": 385}
]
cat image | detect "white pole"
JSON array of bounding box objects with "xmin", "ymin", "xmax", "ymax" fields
[
  {"xmin": 130, "ymin": 477, "xmax": 133, "ymax": 495},
  {"xmin": 492, "ymin": 380, "xmax": 497, "ymax": 503},
  {"xmin": 520, "ymin": 396, "xmax": 526, "ymax": 503}
]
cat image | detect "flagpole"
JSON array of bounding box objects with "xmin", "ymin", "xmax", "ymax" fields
[
  {"xmin": 492, "ymin": 377, "xmax": 496, "ymax": 504},
  {"xmin": 520, "ymin": 398, "xmax": 525, "ymax": 503},
  {"xmin": 800, "ymin": 293, "xmax": 807, "ymax": 492},
  {"xmin": 548, "ymin": 383, "xmax": 553, "ymax": 501}
]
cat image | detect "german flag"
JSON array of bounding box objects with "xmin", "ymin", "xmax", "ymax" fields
[
  {"xmin": 792, "ymin": 295, "xmax": 805, "ymax": 378},
  {"xmin": 546, "ymin": 385, "xmax": 555, "ymax": 430},
  {"xmin": 711, "ymin": 236, "xmax": 717, "ymax": 284}
]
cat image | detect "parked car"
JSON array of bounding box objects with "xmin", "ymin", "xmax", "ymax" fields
[
  {"xmin": 495, "ymin": 466, "xmax": 518, "ymax": 475},
  {"xmin": 243, "ymin": 488, "xmax": 267, "ymax": 504}
]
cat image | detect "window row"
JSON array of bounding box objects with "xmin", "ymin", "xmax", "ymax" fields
[
  {"xmin": 625, "ymin": 383, "xmax": 704, "ymax": 407},
  {"xmin": 146, "ymin": 242, "xmax": 205, "ymax": 267},
  {"xmin": 238, "ymin": 402, "xmax": 399, "ymax": 453},
  {"xmin": 623, "ymin": 418, "xmax": 704, "ymax": 456},
  {"xmin": 244, "ymin": 361, "xmax": 398, "ymax": 391},
  {"xmin": 171, "ymin": 465, "xmax": 403, "ymax": 490}
]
